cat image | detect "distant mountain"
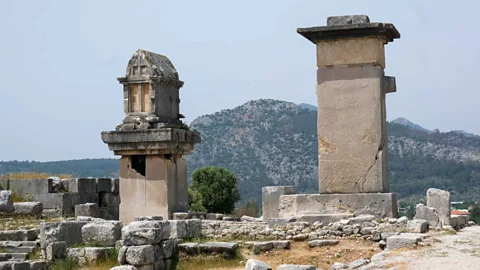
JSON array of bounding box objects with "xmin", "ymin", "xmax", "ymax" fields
[
  {"xmin": 3, "ymin": 100, "xmax": 480, "ymax": 205},
  {"xmin": 298, "ymin": 103, "xmax": 317, "ymax": 111},
  {"xmin": 391, "ymin": 117, "xmax": 432, "ymax": 134},
  {"xmin": 452, "ymin": 130, "xmax": 477, "ymax": 138}
]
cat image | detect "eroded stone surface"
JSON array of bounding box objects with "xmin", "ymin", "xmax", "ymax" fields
[{"xmin": 427, "ymin": 188, "xmax": 450, "ymax": 227}]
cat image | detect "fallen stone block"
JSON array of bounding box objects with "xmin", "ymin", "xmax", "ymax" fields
[
  {"xmin": 67, "ymin": 247, "xmax": 114, "ymax": 265},
  {"xmin": 296, "ymin": 214, "xmax": 353, "ymax": 225},
  {"xmin": 241, "ymin": 215, "xmax": 257, "ymax": 222},
  {"xmin": 46, "ymin": 241, "xmax": 66, "ymax": 260},
  {"xmin": 245, "ymin": 258, "xmax": 272, "ymax": 270},
  {"xmin": 198, "ymin": 242, "xmax": 238, "ymax": 256},
  {"xmin": 0, "ymin": 191, "xmax": 14, "ymax": 213},
  {"xmin": 427, "ymin": 188, "xmax": 450, "ymax": 227},
  {"xmin": 110, "ymin": 266, "xmax": 137, "ymax": 270},
  {"xmin": 75, "ymin": 203, "xmax": 100, "ymax": 218},
  {"xmin": 82, "ymin": 221, "xmax": 122, "ymax": 247},
  {"xmin": 308, "ymin": 239, "xmax": 339, "ymax": 248},
  {"xmin": 253, "ymin": 242, "xmax": 273, "ymax": 254},
  {"xmin": 276, "ymin": 265, "xmax": 316, "ymax": 270},
  {"xmin": 40, "ymin": 221, "xmax": 88, "ymax": 248},
  {"xmin": 386, "ymin": 234, "xmax": 421, "ymax": 250},
  {"xmin": 347, "ymin": 215, "xmax": 376, "ymax": 225},
  {"xmin": 414, "ymin": 204, "xmax": 441, "ymax": 229},
  {"xmin": 125, "ymin": 244, "xmax": 154, "ymax": 265},
  {"xmin": 330, "ymin": 262, "xmax": 348, "ymax": 269},
  {"xmin": 178, "ymin": 243, "xmax": 199, "ymax": 255},
  {"xmin": 122, "ymin": 228, "xmax": 163, "ymax": 246},
  {"xmin": 27, "ymin": 259, "xmax": 51, "ymax": 270},
  {"xmin": 407, "ymin": 219, "xmax": 428, "ymax": 233},
  {"xmin": 348, "ymin": 258, "xmax": 369, "ymax": 269},
  {"xmin": 9, "ymin": 179, "xmax": 53, "ymax": 195},
  {"xmin": 14, "ymin": 202, "xmax": 43, "ymax": 216}
]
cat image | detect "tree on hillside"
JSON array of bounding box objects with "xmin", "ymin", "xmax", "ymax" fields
[{"xmin": 188, "ymin": 166, "xmax": 240, "ymax": 214}]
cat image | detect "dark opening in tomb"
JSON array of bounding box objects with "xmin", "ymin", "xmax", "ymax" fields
[{"xmin": 131, "ymin": 155, "xmax": 146, "ymax": 176}]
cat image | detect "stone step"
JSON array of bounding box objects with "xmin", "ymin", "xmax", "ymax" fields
[
  {"xmin": 0, "ymin": 241, "xmax": 38, "ymax": 247},
  {"xmin": 0, "ymin": 253, "xmax": 28, "ymax": 262},
  {"xmin": 0, "ymin": 254, "xmax": 11, "ymax": 262},
  {"xmin": 0, "ymin": 246, "xmax": 36, "ymax": 253}
]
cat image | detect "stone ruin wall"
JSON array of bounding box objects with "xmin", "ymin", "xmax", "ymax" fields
[{"xmin": 0, "ymin": 177, "xmax": 119, "ymax": 219}]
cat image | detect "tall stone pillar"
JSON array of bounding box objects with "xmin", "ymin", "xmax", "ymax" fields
[
  {"xmin": 278, "ymin": 16, "xmax": 400, "ymax": 219},
  {"xmin": 102, "ymin": 49, "xmax": 200, "ymax": 225},
  {"xmin": 298, "ymin": 15, "xmax": 400, "ymax": 194}
]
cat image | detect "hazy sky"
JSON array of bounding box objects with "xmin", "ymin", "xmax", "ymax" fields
[{"xmin": 1, "ymin": 0, "xmax": 479, "ymax": 161}]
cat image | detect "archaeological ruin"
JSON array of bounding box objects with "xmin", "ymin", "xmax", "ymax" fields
[
  {"xmin": 101, "ymin": 49, "xmax": 200, "ymax": 224},
  {"xmin": 0, "ymin": 14, "xmax": 474, "ymax": 270}
]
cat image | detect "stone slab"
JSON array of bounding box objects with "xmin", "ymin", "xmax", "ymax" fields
[
  {"xmin": 278, "ymin": 193, "xmax": 398, "ymax": 218},
  {"xmin": 262, "ymin": 186, "xmax": 296, "ymax": 222},
  {"xmin": 8, "ymin": 179, "xmax": 53, "ymax": 195},
  {"xmin": 426, "ymin": 188, "xmax": 450, "ymax": 227},
  {"xmin": 69, "ymin": 178, "xmax": 97, "ymax": 194}
]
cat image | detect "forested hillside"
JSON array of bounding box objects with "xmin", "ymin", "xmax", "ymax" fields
[{"xmin": 2, "ymin": 99, "xmax": 480, "ymax": 204}]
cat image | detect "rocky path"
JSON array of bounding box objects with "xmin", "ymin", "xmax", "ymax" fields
[{"xmin": 378, "ymin": 226, "xmax": 480, "ymax": 270}]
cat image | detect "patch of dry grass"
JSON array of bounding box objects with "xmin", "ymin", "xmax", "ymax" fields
[{"xmin": 0, "ymin": 172, "xmax": 72, "ymax": 181}]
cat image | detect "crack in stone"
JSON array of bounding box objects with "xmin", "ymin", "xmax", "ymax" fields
[{"xmin": 356, "ymin": 143, "xmax": 383, "ymax": 192}]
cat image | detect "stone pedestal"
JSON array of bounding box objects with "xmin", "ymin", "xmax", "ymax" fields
[
  {"xmin": 262, "ymin": 186, "xmax": 296, "ymax": 221},
  {"xmin": 102, "ymin": 50, "xmax": 200, "ymax": 225},
  {"xmin": 277, "ymin": 15, "xmax": 400, "ymax": 220}
]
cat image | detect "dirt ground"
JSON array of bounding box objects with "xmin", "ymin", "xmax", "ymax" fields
[
  {"xmin": 376, "ymin": 226, "xmax": 480, "ymax": 270},
  {"xmin": 177, "ymin": 238, "xmax": 380, "ymax": 270}
]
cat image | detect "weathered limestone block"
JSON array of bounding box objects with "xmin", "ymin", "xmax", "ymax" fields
[
  {"xmin": 46, "ymin": 241, "xmax": 66, "ymax": 260},
  {"xmin": 67, "ymin": 247, "xmax": 115, "ymax": 265},
  {"xmin": 276, "ymin": 265, "xmax": 316, "ymax": 270},
  {"xmin": 0, "ymin": 230, "xmax": 38, "ymax": 241},
  {"xmin": 348, "ymin": 258, "xmax": 369, "ymax": 269},
  {"xmin": 0, "ymin": 191, "xmax": 14, "ymax": 213},
  {"xmin": 327, "ymin": 15, "xmax": 370, "ymax": 26},
  {"xmin": 178, "ymin": 243, "xmax": 199, "ymax": 255},
  {"xmin": 0, "ymin": 262, "xmax": 30, "ymax": 270},
  {"xmin": 245, "ymin": 259, "xmax": 272, "ymax": 270},
  {"xmin": 426, "ymin": 188, "xmax": 450, "ymax": 227},
  {"xmin": 308, "ymin": 240, "xmax": 339, "ymax": 248},
  {"xmin": 407, "ymin": 219, "xmax": 428, "ymax": 233},
  {"xmin": 69, "ymin": 178, "xmax": 97, "ymax": 193},
  {"xmin": 32, "ymin": 193, "xmax": 79, "ymax": 216},
  {"xmin": 14, "ymin": 202, "xmax": 43, "ymax": 216},
  {"xmin": 386, "ymin": 234, "xmax": 421, "ymax": 250},
  {"xmin": 185, "ymin": 219, "xmax": 202, "ymax": 238},
  {"xmin": 262, "ymin": 186, "xmax": 296, "ymax": 221},
  {"xmin": 168, "ymin": 220, "xmax": 187, "ymax": 239},
  {"xmin": 82, "ymin": 221, "xmax": 122, "ymax": 246},
  {"xmin": 100, "ymin": 193, "xmax": 120, "ymax": 207},
  {"xmin": 414, "ymin": 204, "xmax": 440, "ymax": 229},
  {"xmin": 197, "ymin": 242, "xmax": 238, "ymax": 256},
  {"xmin": 161, "ymin": 239, "xmax": 178, "ymax": 259},
  {"xmin": 279, "ymin": 194, "xmax": 398, "ymax": 218},
  {"xmin": 8, "ymin": 178, "xmax": 53, "ymax": 195},
  {"xmin": 110, "ymin": 266, "xmax": 137, "ymax": 270},
  {"xmin": 75, "ymin": 203, "xmax": 101, "ymax": 218},
  {"xmin": 27, "ymin": 260, "xmax": 51, "ymax": 270},
  {"xmin": 125, "ymin": 245, "xmax": 155, "ymax": 266},
  {"xmin": 97, "ymin": 178, "xmax": 113, "ymax": 193},
  {"xmin": 330, "ymin": 262, "xmax": 348, "ymax": 270},
  {"xmin": 40, "ymin": 221, "xmax": 88, "ymax": 248}
]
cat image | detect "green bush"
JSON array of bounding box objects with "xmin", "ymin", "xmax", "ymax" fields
[{"xmin": 189, "ymin": 166, "xmax": 240, "ymax": 214}]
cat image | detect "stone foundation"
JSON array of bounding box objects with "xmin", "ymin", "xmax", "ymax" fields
[
  {"xmin": 262, "ymin": 186, "xmax": 296, "ymax": 221},
  {"xmin": 278, "ymin": 193, "xmax": 398, "ymax": 219}
]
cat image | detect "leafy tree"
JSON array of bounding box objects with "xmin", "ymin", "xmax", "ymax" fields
[
  {"xmin": 189, "ymin": 166, "xmax": 240, "ymax": 214},
  {"xmin": 187, "ymin": 188, "xmax": 207, "ymax": 212}
]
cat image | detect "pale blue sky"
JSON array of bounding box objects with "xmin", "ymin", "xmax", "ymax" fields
[{"xmin": 1, "ymin": 0, "xmax": 479, "ymax": 161}]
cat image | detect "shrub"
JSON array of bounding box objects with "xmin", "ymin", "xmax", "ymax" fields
[{"xmin": 189, "ymin": 166, "xmax": 240, "ymax": 214}]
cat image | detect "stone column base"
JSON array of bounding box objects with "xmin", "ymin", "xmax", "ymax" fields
[{"xmin": 278, "ymin": 193, "xmax": 398, "ymax": 219}]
